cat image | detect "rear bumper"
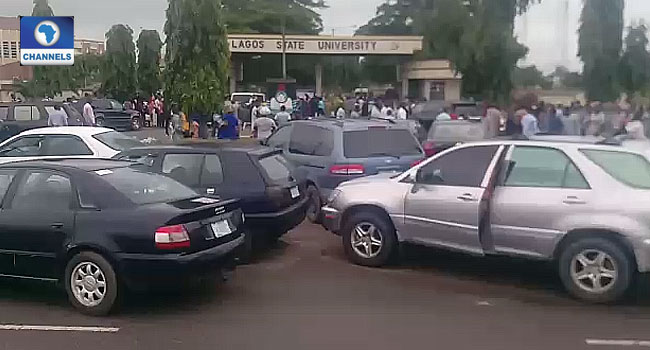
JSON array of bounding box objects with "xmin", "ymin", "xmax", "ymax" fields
[
  {"xmin": 321, "ymin": 206, "xmax": 342, "ymax": 235},
  {"xmin": 115, "ymin": 234, "xmax": 244, "ymax": 290},
  {"xmin": 246, "ymin": 196, "xmax": 309, "ymax": 236}
]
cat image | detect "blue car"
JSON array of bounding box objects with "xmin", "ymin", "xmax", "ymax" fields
[{"xmin": 263, "ymin": 118, "xmax": 425, "ymax": 223}]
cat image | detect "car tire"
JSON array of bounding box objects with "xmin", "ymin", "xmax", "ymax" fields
[
  {"xmin": 95, "ymin": 117, "xmax": 105, "ymax": 127},
  {"xmin": 558, "ymin": 237, "xmax": 634, "ymax": 303},
  {"xmin": 237, "ymin": 230, "xmax": 254, "ymax": 264},
  {"xmin": 342, "ymin": 211, "xmax": 397, "ymax": 267},
  {"xmin": 306, "ymin": 186, "xmax": 321, "ymax": 223},
  {"xmin": 65, "ymin": 251, "xmax": 118, "ymax": 316},
  {"xmin": 131, "ymin": 117, "xmax": 142, "ymax": 131}
]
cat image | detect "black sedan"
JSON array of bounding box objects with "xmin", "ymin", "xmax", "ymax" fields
[
  {"xmin": 115, "ymin": 145, "xmax": 309, "ymax": 261},
  {"xmin": 0, "ymin": 159, "xmax": 244, "ymax": 315}
]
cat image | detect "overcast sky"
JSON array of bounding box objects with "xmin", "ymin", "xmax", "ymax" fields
[{"xmin": 2, "ymin": 0, "xmax": 650, "ymax": 73}]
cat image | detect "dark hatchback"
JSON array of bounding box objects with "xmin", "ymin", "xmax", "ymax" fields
[
  {"xmin": 0, "ymin": 159, "xmax": 244, "ymax": 315},
  {"xmin": 115, "ymin": 145, "xmax": 308, "ymax": 260}
]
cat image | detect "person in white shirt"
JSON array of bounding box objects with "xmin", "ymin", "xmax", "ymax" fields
[
  {"xmin": 47, "ymin": 105, "xmax": 68, "ymax": 126},
  {"xmin": 516, "ymin": 108, "xmax": 540, "ymax": 137},
  {"xmin": 336, "ymin": 106, "xmax": 346, "ymax": 119},
  {"xmin": 82, "ymin": 96, "xmax": 96, "ymax": 126},
  {"xmin": 254, "ymin": 115, "xmax": 276, "ymax": 140},
  {"xmin": 397, "ymin": 105, "xmax": 408, "ymax": 120},
  {"xmin": 370, "ymin": 102, "xmax": 382, "ymax": 118},
  {"xmin": 435, "ymin": 108, "xmax": 452, "ymax": 121},
  {"xmin": 275, "ymin": 105, "xmax": 292, "ymax": 126}
]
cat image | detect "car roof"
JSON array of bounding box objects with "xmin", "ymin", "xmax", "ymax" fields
[
  {"xmin": 0, "ymin": 158, "xmax": 131, "ymax": 172},
  {"xmin": 17, "ymin": 126, "xmax": 114, "ymax": 137},
  {"xmin": 457, "ymin": 138, "xmax": 637, "ymax": 153},
  {"xmin": 431, "ymin": 120, "xmax": 480, "ymax": 126},
  {"xmin": 296, "ymin": 118, "xmax": 412, "ymax": 131},
  {"xmin": 125, "ymin": 144, "xmax": 278, "ymax": 156}
]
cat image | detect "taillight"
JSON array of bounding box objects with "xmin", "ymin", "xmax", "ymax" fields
[
  {"xmin": 411, "ymin": 159, "xmax": 424, "ymax": 168},
  {"xmin": 329, "ymin": 164, "xmax": 365, "ymax": 175},
  {"xmin": 422, "ymin": 141, "xmax": 436, "ymax": 157},
  {"xmin": 155, "ymin": 224, "xmax": 190, "ymax": 250}
]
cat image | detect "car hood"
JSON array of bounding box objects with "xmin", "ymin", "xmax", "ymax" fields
[{"xmin": 338, "ymin": 173, "xmax": 397, "ymax": 188}]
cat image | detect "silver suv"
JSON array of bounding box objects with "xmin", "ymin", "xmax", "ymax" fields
[{"xmin": 321, "ymin": 139, "xmax": 650, "ymax": 302}]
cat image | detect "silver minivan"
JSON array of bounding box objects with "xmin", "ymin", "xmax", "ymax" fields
[{"xmin": 321, "ymin": 139, "xmax": 650, "ymax": 303}]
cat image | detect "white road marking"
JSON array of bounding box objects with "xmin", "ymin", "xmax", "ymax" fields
[
  {"xmin": 586, "ymin": 339, "xmax": 650, "ymax": 347},
  {"xmin": 0, "ymin": 324, "xmax": 119, "ymax": 333},
  {"xmin": 476, "ymin": 301, "xmax": 492, "ymax": 306}
]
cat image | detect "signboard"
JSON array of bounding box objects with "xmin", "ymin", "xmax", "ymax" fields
[
  {"xmin": 228, "ymin": 34, "xmax": 423, "ymax": 55},
  {"xmin": 20, "ymin": 16, "xmax": 74, "ymax": 66}
]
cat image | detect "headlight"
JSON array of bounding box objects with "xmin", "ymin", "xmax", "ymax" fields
[{"xmin": 327, "ymin": 189, "xmax": 342, "ymax": 204}]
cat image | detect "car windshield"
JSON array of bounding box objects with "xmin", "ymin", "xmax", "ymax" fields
[
  {"xmin": 581, "ymin": 149, "xmax": 650, "ymax": 189},
  {"xmin": 428, "ymin": 123, "xmax": 485, "ymax": 142},
  {"xmin": 109, "ymin": 100, "xmax": 123, "ymax": 110},
  {"xmin": 258, "ymin": 153, "xmax": 293, "ymax": 183},
  {"xmin": 344, "ymin": 128, "xmax": 422, "ymax": 158},
  {"xmin": 97, "ymin": 167, "xmax": 197, "ymax": 205},
  {"xmin": 93, "ymin": 131, "xmax": 143, "ymax": 151}
]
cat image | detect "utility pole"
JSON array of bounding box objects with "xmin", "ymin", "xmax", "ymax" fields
[{"xmin": 281, "ymin": 15, "xmax": 287, "ymax": 80}]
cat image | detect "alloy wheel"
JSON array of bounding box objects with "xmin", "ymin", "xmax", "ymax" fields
[
  {"xmin": 570, "ymin": 249, "xmax": 618, "ymax": 294},
  {"xmin": 70, "ymin": 261, "xmax": 107, "ymax": 307},
  {"xmin": 351, "ymin": 222, "xmax": 383, "ymax": 259}
]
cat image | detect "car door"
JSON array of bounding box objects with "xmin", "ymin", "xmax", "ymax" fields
[
  {"xmin": 199, "ymin": 154, "xmax": 225, "ymax": 196},
  {"xmin": 0, "ymin": 169, "xmax": 19, "ymax": 275},
  {"xmin": 0, "ymin": 135, "xmax": 46, "ymax": 164},
  {"xmin": 286, "ymin": 123, "xmax": 334, "ymax": 185},
  {"xmin": 0, "ymin": 170, "xmax": 75, "ymax": 279},
  {"xmin": 490, "ymin": 145, "xmax": 591, "ymax": 258},
  {"xmin": 403, "ymin": 145, "xmax": 502, "ymax": 254}
]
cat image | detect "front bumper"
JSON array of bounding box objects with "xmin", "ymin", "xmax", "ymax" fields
[
  {"xmin": 116, "ymin": 234, "xmax": 244, "ymax": 290},
  {"xmin": 246, "ymin": 196, "xmax": 309, "ymax": 236},
  {"xmin": 321, "ymin": 206, "xmax": 342, "ymax": 234}
]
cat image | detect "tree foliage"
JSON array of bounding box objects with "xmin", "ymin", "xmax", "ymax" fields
[
  {"xmin": 165, "ymin": 0, "xmax": 230, "ymax": 115},
  {"xmin": 31, "ymin": 0, "xmax": 53, "ymax": 16},
  {"xmin": 619, "ymin": 24, "xmax": 650, "ymax": 96},
  {"xmin": 578, "ymin": 0, "xmax": 624, "ymax": 101},
  {"xmin": 223, "ymin": 0, "xmax": 326, "ymax": 34},
  {"xmin": 102, "ymin": 24, "xmax": 137, "ymax": 102},
  {"xmin": 137, "ymin": 30, "xmax": 163, "ymax": 96},
  {"xmin": 28, "ymin": 0, "xmax": 66, "ymax": 98},
  {"xmin": 513, "ymin": 65, "xmax": 552, "ymax": 89}
]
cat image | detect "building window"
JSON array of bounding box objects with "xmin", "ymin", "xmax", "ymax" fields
[
  {"xmin": 1, "ymin": 41, "xmax": 9, "ymax": 59},
  {"xmin": 10, "ymin": 41, "xmax": 17, "ymax": 59}
]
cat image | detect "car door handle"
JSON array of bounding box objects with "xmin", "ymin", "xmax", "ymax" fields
[
  {"xmin": 50, "ymin": 223, "xmax": 64, "ymax": 230},
  {"xmin": 457, "ymin": 193, "xmax": 478, "ymax": 202},
  {"xmin": 563, "ymin": 196, "xmax": 586, "ymax": 205}
]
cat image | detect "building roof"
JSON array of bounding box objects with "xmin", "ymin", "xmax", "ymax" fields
[{"xmin": 0, "ymin": 17, "xmax": 19, "ymax": 31}]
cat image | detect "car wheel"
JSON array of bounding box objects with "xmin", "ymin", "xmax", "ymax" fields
[
  {"xmin": 558, "ymin": 237, "xmax": 634, "ymax": 303},
  {"xmin": 342, "ymin": 211, "xmax": 397, "ymax": 267},
  {"xmin": 95, "ymin": 117, "xmax": 105, "ymax": 127},
  {"xmin": 237, "ymin": 230, "xmax": 254, "ymax": 264},
  {"xmin": 306, "ymin": 186, "xmax": 321, "ymax": 223},
  {"xmin": 131, "ymin": 117, "xmax": 142, "ymax": 131},
  {"xmin": 65, "ymin": 251, "xmax": 118, "ymax": 316}
]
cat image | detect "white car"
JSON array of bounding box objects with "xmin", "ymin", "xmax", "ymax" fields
[{"xmin": 0, "ymin": 127, "xmax": 144, "ymax": 164}]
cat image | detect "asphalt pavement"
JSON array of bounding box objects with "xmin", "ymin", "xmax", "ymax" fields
[{"xmin": 2, "ymin": 221, "xmax": 650, "ymax": 349}]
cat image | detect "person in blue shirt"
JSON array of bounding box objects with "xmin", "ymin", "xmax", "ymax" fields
[{"xmin": 217, "ymin": 103, "xmax": 240, "ymax": 140}]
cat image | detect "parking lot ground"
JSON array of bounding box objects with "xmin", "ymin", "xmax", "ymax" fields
[{"xmin": 2, "ymin": 222, "xmax": 650, "ymax": 349}]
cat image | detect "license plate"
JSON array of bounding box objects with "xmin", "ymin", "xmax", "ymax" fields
[
  {"xmin": 290, "ymin": 186, "xmax": 300, "ymax": 199},
  {"xmin": 211, "ymin": 220, "xmax": 232, "ymax": 238}
]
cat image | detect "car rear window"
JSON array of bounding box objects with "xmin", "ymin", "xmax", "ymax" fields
[
  {"xmin": 97, "ymin": 167, "xmax": 197, "ymax": 205},
  {"xmin": 258, "ymin": 154, "xmax": 293, "ymax": 183},
  {"xmin": 428, "ymin": 123, "xmax": 485, "ymax": 142},
  {"xmin": 0, "ymin": 106, "xmax": 9, "ymax": 120},
  {"xmin": 93, "ymin": 131, "xmax": 143, "ymax": 151},
  {"xmin": 581, "ymin": 149, "xmax": 650, "ymax": 189},
  {"xmin": 344, "ymin": 128, "xmax": 422, "ymax": 158}
]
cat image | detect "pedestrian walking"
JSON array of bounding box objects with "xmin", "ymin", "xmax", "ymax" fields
[
  {"xmin": 516, "ymin": 108, "xmax": 540, "ymax": 138},
  {"xmin": 335, "ymin": 106, "xmax": 346, "ymax": 119},
  {"xmin": 82, "ymin": 95, "xmax": 96, "ymax": 126},
  {"xmin": 253, "ymin": 109, "xmax": 276, "ymax": 140},
  {"xmin": 47, "ymin": 105, "xmax": 68, "ymax": 127},
  {"xmin": 350, "ymin": 104, "xmax": 361, "ymax": 118},
  {"xmin": 275, "ymin": 105, "xmax": 292, "ymax": 126},
  {"xmin": 217, "ymin": 103, "xmax": 240, "ymax": 140},
  {"xmin": 397, "ymin": 103, "xmax": 408, "ymax": 120},
  {"xmin": 484, "ymin": 106, "xmax": 501, "ymax": 138}
]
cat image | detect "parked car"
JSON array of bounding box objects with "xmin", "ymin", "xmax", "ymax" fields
[
  {"xmin": 0, "ymin": 159, "xmax": 244, "ymax": 315},
  {"xmin": 0, "ymin": 101, "xmax": 85, "ymax": 142},
  {"xmin": 0, "ymin": 127, "xmax": 143, "ymax": 164},
  {"xmin": 321, "ymin": 138, "xmax": 650, "ymax": 303},
  {"xmin": 114, "ymin": 145, "xmax": 308, "ymax": 261},
  {"xmin": 72, "ymin": 98, "xmax": 143, "ymax": 131},
  {"xmin": 263, "ymin": 119, "xmax": 424, "ymax": 223},
  {"xmin": 423, "ymin": 120, "xmax": 486, "ymax": 157}
]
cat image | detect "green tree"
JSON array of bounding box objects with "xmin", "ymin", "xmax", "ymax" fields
[
  {"xmin": 165, "ymin": 0, "xmax": 230, "ymax": 115},
  {"xmin": 31, "ymin": 0, "xmax": 53, "ymax": 16},
  {"xmin": 137, "ymin": 30, "xmax": 163, "ymax": 96},
  {"xmin": 223, "ymin": 0, "xmax": 326, "ymax": 34},
  {"xmin": 578, "ymin": 0, "xmax": 624, "ymax": 101},
  {"xmin": 102, "ymin": 24, "xmax": 137, "ymax": 102},
  {"xmin": 513, "ymin": 65, "xmax": 552, "ymax": 89},
  {"xmin": 73, "ymin": 54, "xmax": 105, "ymax": 89},
  {"xmin": 619, "ymin": 24, "xmax": 650, "ymax": 95}
]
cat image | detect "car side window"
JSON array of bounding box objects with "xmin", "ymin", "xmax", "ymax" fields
[
  {"xmin": 200, "ymin": 154, "xmax": 224, "ymax": 186},
  {"xmin": 267, "ymin": 126, "xmax": 291, "ymax": 148},
  {"xmin": 31, "ymin": 106, "xmax": 41, "ymax": 120},
  {"xmin": 504, "ymin": 146, "xmax": 589, "ymax": 189},
  {"xmin": 416, "ymin": 145, "xmax": 499, "ymax": 187},
  {"xmin": 0, "ymin": 136, "xmax": 45, "ymax": 157},
  {"xmin": 44, "ymin": 136, "xmax": 93, "ymax": 156},
  {"xmin": 10, "ymin": 171, "xmax": 72, "ymax": 210},
  {"xmin": 13, "ymin": 106, "xmax": 32, "ymax": 121},
  {"xmin": 0, "ymin": 170, "xmax": 17, "ymax": 204},
  {"xmin": 0, "ymin": 106, "xmax": 8, "ymax": 120},
  {"xmin": 289, "ymin": 124, "xmax": 334, "ymax": 156},
  {"xmin": 162, "ymin": 153, "xmax": 203, "ymax": 187}
]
